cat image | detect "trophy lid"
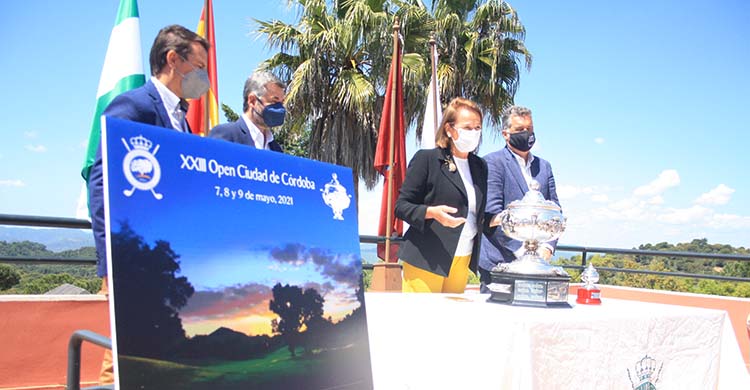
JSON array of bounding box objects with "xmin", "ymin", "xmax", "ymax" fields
[
  {"xmin": 506, "ymin": 180, "xmax": 561, "ymax": 212},
  {"xmin": 581, "ymin": 262, "xmax": 600, "ymax": 285}
]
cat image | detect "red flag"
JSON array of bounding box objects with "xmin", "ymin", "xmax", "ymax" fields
[
  {"xmin": 374, "ymin": 39, "xmax": 406, "ymax": 263},
  {"xmin": 186, "ymin": 0, "xmax": 219, "ymax": 136}
]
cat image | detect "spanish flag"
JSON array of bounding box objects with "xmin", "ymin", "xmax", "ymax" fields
[{"xmin": 186, "ymin": 0, "xmax": 219, "ymax": 136}]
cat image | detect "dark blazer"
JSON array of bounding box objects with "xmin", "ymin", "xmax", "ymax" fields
[
  {"xmin": 478, "ymin": 146, "xmax": 560, "ymax": 273},
  {"xmin": 88, "ymin": 80, "xmax": 181, "ymax": 277},
  {"xmin": 209, "ymin": 119, "xmax": 283, "ymax": 153},
  {"xmin": 395, "ymin": 147, "xmax": 493, "ymax": 277}
]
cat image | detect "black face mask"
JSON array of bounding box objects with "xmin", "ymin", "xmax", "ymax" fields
[{"xmin": 508, "ymin": 130, "xmax": 536, "ymax": 152}]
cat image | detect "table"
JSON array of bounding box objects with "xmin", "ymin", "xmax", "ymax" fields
[{"xmin": 365, "ymin": 292, "xmax": 750, "ymax": 389}]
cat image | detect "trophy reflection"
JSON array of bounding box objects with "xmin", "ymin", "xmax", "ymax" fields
[
  {"xmin": 487, "ymin": 180, "xmax": 571, "ymax": 307},
  {"xmin": 576, "ymin": 262, "xmax": 602, "ymax": 304}
]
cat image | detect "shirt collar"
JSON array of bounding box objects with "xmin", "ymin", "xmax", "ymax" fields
[
  {"xmin": 509, "ymin": 146, "xmax": 534, "ymax": 167},
  {"xmin": 150, "ymin": 76, "xmax": 182, "ymax": 116},
  {"xmin": 241, "ymin": 112, "xmax": 275, "ymax": 149}
]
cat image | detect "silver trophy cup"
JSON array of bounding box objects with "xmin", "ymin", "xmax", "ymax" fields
[{"xmin": 487, "ymin": 180, "xmax": 571, "ymax": 307}]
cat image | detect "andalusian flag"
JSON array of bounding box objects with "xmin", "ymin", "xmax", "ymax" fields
[
  {"xmin": 77, "ymin": 0, "xmax": 144, "ymax": 219},
  {"xmin": 80, "ymin": 0, "xmax": 145, "ymax": 182},
  {"xmin": 186, "ymin": 0, "xmax": 219, "ymax": 136}
]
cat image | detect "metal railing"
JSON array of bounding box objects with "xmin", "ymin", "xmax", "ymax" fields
[
  {"xmin": 554, "ymin": 245, "xmax": 750, "ymax": 282},
  {"xmin": 1, "ymin": 213, "xmax": 749, "ymax": 282},
  {"xmin": 66, "ymin": 330, "xmax": 113, "ymax": 390}
]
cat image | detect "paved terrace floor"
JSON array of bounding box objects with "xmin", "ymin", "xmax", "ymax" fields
[{"xmin": 0, "ymin": 285, "xmax": 747, "ymax": 389}]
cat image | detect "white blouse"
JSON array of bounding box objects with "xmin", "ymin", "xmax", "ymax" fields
[{"xmin": 453, "ymin": 156, "xmax": 476, "ymax": 256}]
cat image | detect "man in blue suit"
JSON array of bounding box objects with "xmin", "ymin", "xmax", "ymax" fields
[
  {"xmin": 479, "ymin": 106, "xmax": 561, "ymax": 288},
  {"xmin": 208, "ymin": 70, "xmax": 286, "ymax": 152},
  {"xmin": 88, "ymin": 25, "xmax": 209, "ymax": 280},
  {"xmin": 87, "ymin": 24, "xmax": 208, "ymax": 385}
]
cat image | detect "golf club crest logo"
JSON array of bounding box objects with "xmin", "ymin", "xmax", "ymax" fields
[
  {"xmin": 627, "ymin": 355, "xmax": 663, "ymax": 390},
  {"xmin": 321, "ymin": 173, "xmax": 351, "ymax": 220},
  {"xmin": 121, "ymin": 135, "xmax": 163, "ymax": 200}
]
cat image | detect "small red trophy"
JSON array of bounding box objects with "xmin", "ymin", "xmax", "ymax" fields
[{"xmin": 577, "ymin": 263, "xmax": 601, "ymax": 304}]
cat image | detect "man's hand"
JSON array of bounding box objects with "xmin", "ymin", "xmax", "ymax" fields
[
  {"xmin": 426, "ymin": 205, "xmax": 466, "ymax": 228},
  {"xmin": 539, "ymin": 247, "xmax": 553, "ymax": 261},
  {"xmin": 489, "ymin": 213, "xmax": 503, "ymax": 227}
]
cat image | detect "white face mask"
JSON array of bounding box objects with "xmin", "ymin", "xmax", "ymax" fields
[{"xmin": 451, "ymin": 127, "xmax": 482, "ymax": 153}]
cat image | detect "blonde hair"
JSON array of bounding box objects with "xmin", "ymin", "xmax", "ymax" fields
[{"xmin": 435, "ymin": 97, "xmax": 483, "ymax": 148}]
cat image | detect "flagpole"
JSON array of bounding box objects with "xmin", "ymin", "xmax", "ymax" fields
[
  {"xmin": 202, "ymin": 0, "xmax": 211, "ymax": 136},
  {"xmin": 385, "ymin": 17, "xmax": 400, "ymax": 264},
  {"xmin": 429, "ymin": 34, "xmax": 438, "ymax": 136}
]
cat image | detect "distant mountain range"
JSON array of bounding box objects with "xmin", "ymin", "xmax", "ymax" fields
[
  {"xmin": 0, "ymin": 226, "xmax": 94, "ymax": 252},
  {"xmin": 0, "ymin": 225, "xmax": 381, "ymax": 259}
]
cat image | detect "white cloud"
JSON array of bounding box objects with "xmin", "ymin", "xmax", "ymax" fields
[
  {"xmin": 707, "ymin": 213, "xmax": 750, "ymax": 229},
  {"xmin": 24, "ymin": 131, "xmax": 38, "ymax": 139},
  {"xmin": 647, "ymin": 195, "xmax": 664, "ymax": 205},
  {"xmin": 557, "ymin": 185, "xmax": 594, "ymax": 200},
  {"xmin": 694, "ymin": 184, "xmax": 734, "ymax": 206},
  {"xmin": 590, "ymin": 194, "xmax": 609, "ymax": 203},
  {"xmin": 0, "ymin": 179, "xmax": 25, "ymax": 187},
  {"xmin": 657, "ymin": 205, "xmax": 712, "ymax": 225},
  {"xmin": 587, "ymin": 197, "xmax": 652, "ymax": 222},
  {"xmin": 80, "ymin": 139, "xmax": 89, "ymax": 149},
  {"xmin": 633, "ymin": 169, "xmax": 680, "ymax": 197},
  {"xmin": 594, "ymin": 137, "xmax": 605, "ymax": 144},
  {"xmin": 25, "ymin": 144, "xmax": 47, "ymax": 153},
  {"xmin": 556, "ymin": 183, "xmax": 750, "ymax": 248}
]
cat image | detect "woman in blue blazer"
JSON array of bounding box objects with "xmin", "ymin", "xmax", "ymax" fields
[{"xmin": 395, "ymin": 98, "xmax": 500, "ymax": 293}]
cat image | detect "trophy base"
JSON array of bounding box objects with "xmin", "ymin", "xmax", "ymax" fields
[
  {"xmin": 486, "ymin": 271, "xmax": 571, "ymax": 308},
  {"xmin": 576, "ymin": 287, "xmax": 601, "ymax": 305}
]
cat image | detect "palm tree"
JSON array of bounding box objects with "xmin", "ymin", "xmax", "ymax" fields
[
  {"xmin": 256, "ymin": 0, "xmax": 391, "ymax": 192},
  {"xmin": 427, "ymin": 0, "xmax": 532, "ymax": 133},
  {"xmin": 254, "ymin": 0, "xmax": 531, "ymax": 192}
]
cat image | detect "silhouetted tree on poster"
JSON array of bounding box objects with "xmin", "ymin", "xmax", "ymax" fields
[
  {"xmin": 111, "ymin": 222, "xmax": 194, "ymax": 358},
  {"xmin": 269, "ymin": 283, "xmax": 324, "ymax": 357}
]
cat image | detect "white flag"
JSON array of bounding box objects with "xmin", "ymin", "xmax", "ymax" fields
[{"xmin": 421, "ymin": 44, "xmax": 441, "ymax": 149}]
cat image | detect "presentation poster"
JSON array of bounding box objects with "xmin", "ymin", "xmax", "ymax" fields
[{"xmin": 102, "ymin": 117, "xmax": 372, "ymax": 389}]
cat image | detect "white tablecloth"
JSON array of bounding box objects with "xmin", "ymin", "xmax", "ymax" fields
[{"xmin": 364, "ymin": 292, "xmax": 749, "ymax": 390}]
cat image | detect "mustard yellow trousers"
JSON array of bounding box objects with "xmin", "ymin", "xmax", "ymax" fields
[{"xmin": 402, "ymin": 254, "xmax": 471, "ymax": 293}]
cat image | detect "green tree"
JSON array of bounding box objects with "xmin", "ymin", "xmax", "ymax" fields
[
  {"xmin": 254, "ymin": 0, "xmax": 531, "ymax": 193},
  {"xmin": 0, "ymin": 264, "xmax": 21, "ymax": 290},
  {"xmin": 557, "ymin": 240, "xmax": 750, "ymax": 298},
  {"xmin": 269, "ymin": 283, "xmax": 325, "ymax": 357},
  {"xmin": 427, "ymin": 0, "xmax": 531, "ymax": 132},
  {"xmin": 110, "ymin": 222, "xmax": 194, "ymax": 359}
]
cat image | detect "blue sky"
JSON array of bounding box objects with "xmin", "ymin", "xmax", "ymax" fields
[{"xmin": 1, "ymin": 0, "xmax": 749, "ymax": 249}]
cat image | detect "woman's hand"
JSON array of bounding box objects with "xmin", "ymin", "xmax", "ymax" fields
[{"xmin": 425, "ymin": 205, "xmax": 466, "ymax": 228}]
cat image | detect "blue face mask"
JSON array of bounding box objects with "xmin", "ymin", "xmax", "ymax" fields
[{"xmin": 255, "ymin": 99, "xmax": 286, "ymax": 127}]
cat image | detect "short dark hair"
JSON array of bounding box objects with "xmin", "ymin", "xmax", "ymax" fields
[{"xmin": 149, "ymin": 25, "xmax": 209, "ymax": 76}]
